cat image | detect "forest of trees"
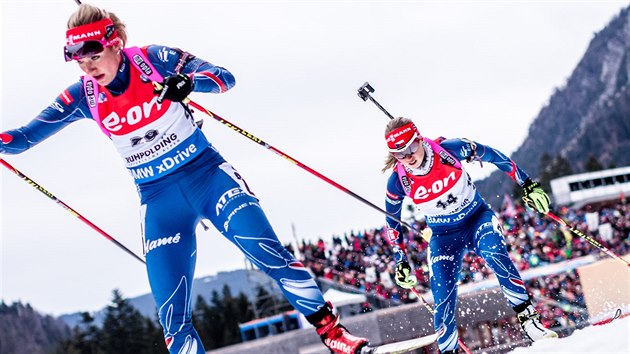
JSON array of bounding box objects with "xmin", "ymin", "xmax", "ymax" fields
[
  {"xmin": 1, "ymin": 285, "xmax": 286, "ymax": 354},
  {"xmin": 0, "ymin": 301, "xmax": 70, "ymax": 354}
]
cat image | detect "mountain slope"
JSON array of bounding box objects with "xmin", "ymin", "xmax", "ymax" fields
[{"xmin": 476, "ymin": 6, "xmax": 630, "ymax": 203}]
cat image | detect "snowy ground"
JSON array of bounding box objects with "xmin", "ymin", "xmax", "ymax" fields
[{"xmin": 506, "ymin": 317, "xmax": 630, "ymax": 354}]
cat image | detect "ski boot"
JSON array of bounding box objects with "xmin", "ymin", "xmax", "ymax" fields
[
  {"xmin": 307, "ymin": 301, "xmax": 369, "ymax": 354},
  {"xmin": 515, "ymin": 302, "xmax": 558, "ymax": 341}
]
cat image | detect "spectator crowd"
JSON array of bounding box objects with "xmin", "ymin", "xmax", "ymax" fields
[{"xmin": 294, "ymin": 197, "xmax": 630, "ymax": 326}]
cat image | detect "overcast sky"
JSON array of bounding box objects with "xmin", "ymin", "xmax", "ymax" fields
[{"xmin": 1, "ymin": 1, "xmax": 628, "ymax": 316}]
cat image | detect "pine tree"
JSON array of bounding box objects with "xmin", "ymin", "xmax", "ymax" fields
[
  {"xmin": 551, "ymin": 155, "xmax": 573, "ymax": 179},
  {"xmin": 189, "ymin": 290, "xmax": 226, "ymax": 349},
  {"xmin": 101, "ymin": 289, "xmax": 150, "ymax": 354},
  {"xmin": 193, "ymin": 286, "xmax": 257, "ymax": 349},
  {"xmin": 144, "ymin": 316, "xmax": 168, "ymax": 354},
  {"xmin": 54, "ymin": 312, "xmax": 104, "ymax": 354},
  {"xmin": 53, "ymin": 291, "xmax": 167, "ymax": 354},
  {"xmin": 538, "ymin": 153, "xmax": 573, "ymax": 191},
  {"xmin": 235, "ymin": 292, "xmax": 255, "ymax": 326},
  {"xmin": 208, "ymin": 289, "xmax": 228, "ymax": 348},
  {"xmin": 584, "ymin": 154, "xmax": 604, "ymax": 172},
  {"xmin": 0, "ymin": 301, "xmax": 71, "ymax": 354},
  {"xmin": 193, "ymin": 295, "xmax": 215, "ymax": 349},
  {"xmin": 254, "ymin": 286, "xmax": 277, "ymax": 318}
]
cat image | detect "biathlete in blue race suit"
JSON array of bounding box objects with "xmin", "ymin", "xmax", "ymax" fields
[
  {"xmin": 382, "ymin": 117, "xmax": 558, "ymax": 354},
  {"xmin": 0, "ymin": 4, "xmax": 368, "ymax": 354}
]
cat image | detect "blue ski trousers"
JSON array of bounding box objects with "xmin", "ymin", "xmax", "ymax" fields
[
  {"xmin": 138, "ymin": 151, "xmax": 325, "ymax": 353},
  {"xmin": 428, "ymin": 206, "xmax": 529, "ymax": 353}
]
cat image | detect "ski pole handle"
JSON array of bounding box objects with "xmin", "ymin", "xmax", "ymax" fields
[{"xmin": 357, "ymin": 82, "xmax": 395, "ymax": 120}]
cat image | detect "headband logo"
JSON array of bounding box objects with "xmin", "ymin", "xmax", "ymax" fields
[
  {"xmin": 386, "ymin": 126, "xmax": 413, "ymax": 142},
  {"xmin": 105, "ymin": 25, "xmax": 115, "ymax": 39},
  {"xmin": 68, "ymin": 30, "xmax": 103, "ymax": 45}
]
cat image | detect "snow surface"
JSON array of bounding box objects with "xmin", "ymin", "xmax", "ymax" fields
[{"xmin": 506, "ymin": 317, "xmax": 630, "ymax": 354}]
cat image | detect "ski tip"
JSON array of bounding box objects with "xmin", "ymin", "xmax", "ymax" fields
[
  {"xmin": 359, "ymin": 333, "xmax": 438, "ymax": 354},
  {"xmin": 359, "ymin": 345, "xmax": 376, "ymax": 354}
]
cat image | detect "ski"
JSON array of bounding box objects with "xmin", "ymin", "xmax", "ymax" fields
[
  {"xmin": 593, "ymin": 308, "xmax": 623, "ymax": 326},
  {"xmin": 360, "ymin": 333, "xmax": 438, "ymax": 354}
]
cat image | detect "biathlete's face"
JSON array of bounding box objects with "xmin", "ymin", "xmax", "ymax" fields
[
  {"xmin": 394, "ymin": 138, "xmax": 425, "ymax": 169},
  {"xmin": 65, "ymin": 18, "xmax": 122, "ymax": 86},
  {"xmin": 76, "ymin": 44, "xmax": 122, "ymax": 86}
]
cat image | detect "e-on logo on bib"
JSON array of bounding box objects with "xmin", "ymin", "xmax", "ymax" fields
[
  {"xmin": 414, "ymin": 171, "xmax": 457, "ymax": 200},
  {"xmin": 102, "ymin": 97, "xmax": 165, "ymax": 134}
]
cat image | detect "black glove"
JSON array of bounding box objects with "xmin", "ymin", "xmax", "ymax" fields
[
  {"xmin": 155, "ymin": 74, "xmax": 193, "ymax": 103},
  {"xmin": 522, "ymin": 178, "xmax": 550, "ymax": 214}
]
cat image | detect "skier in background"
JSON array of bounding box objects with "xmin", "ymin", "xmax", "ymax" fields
[
  {"xmin": 382, "ymin": 117, "xmax": 558, "ymax": 354},
  {"xmin": 0, "ymin": 4, "xmax": 368, "ymax": 354}
]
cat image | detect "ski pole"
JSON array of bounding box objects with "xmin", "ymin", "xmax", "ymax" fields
[
  {"xmin": 0, "ymin": 158, "xmax": 145, "ymax": 264},
  {"xmin": 155, "ymin": 90, "xmax": 420, "ymax": 234},
  {"xmin": 357, "ymin": 82, "xmax": 395, "ymax": 119},
  {"xmin": 409, "ymin": 288, "xmax": 473, "ymax": 354},
  {"xmin": 546, "ymin": 211, "xmax": 630, "ymax": 268}
]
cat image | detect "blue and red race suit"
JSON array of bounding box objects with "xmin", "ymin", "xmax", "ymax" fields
[
  {"xmin": 385, "ymin": 137, "xmax": 531, "ymax": 353},
  {"xmin": 0, "ymin": 45, "xmax": 326, "ymax": 354}
]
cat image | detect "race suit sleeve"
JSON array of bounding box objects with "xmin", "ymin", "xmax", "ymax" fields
[
  {"xmin": 385, "ymin": 171, "xmax": 409, "ymax": 263},
  {"xmin": 144, "ymin": 45, "xmax": 235, "ymax": 94},
  {"xmin": 439, "ymin": 138, "xmax": 531, "ymax": 186},
  {"xmin": 0, "ymin": 81, "xmax": 90, "ymax": 154}
]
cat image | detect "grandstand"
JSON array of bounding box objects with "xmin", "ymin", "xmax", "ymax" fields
[
  {"xmin": 210, "ymin": 197, "xmax": 630, "ymax": 353},
  {"xmin": 550, "ymin": 166, "xmax": 630, "ymax": 208}
]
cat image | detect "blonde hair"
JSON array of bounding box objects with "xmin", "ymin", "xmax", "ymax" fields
[
  {"xmin": 382, "ymin": 117, "xmax": 416, "ymax": 173},
  {"xmin": 67, "ymin": 4, "xmax": 127, "ymax": 46}
]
